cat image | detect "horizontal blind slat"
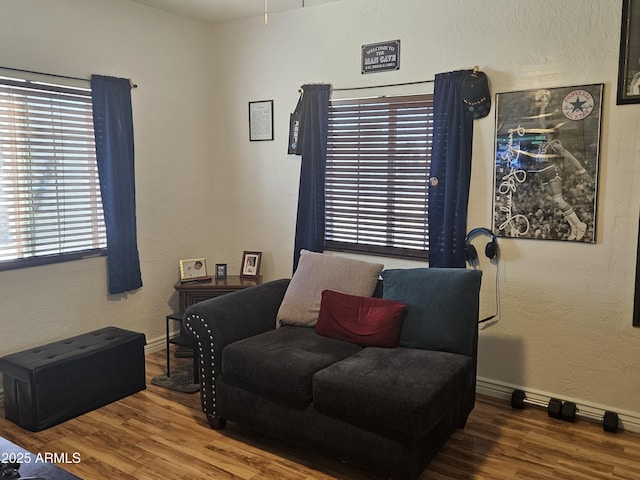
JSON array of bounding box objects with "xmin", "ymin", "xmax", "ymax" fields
[
  {"xmin": 0, "ymin": 76, "xmax": 105, "ymax": 264},
  {"xmin": 325, "ymin": 93, "xmax": 432, "ymax": 257}
]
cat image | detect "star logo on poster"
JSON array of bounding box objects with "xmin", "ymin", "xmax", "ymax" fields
[{"xmin": 562, "ymin": 89, "xmax": 594, "ymax": 120}]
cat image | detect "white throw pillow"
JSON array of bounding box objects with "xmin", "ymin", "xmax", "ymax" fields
[{"xmin": 276, "ymin": 250, "xmax": 384, "ymax": 327}]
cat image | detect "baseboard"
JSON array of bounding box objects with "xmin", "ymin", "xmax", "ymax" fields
[
  {"xmin": 144, "ymin": 333, "xmax": 167, "ymax": 354},
  {"xmin": 477, "ymin": 376, "xmax": 640, "ymax": 434}
]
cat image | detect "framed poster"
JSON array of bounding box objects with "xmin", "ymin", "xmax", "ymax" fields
[
  {"xmin": 617, "ymin": 0, "xmax": 640, "ymax": 104},
  {"xmin": 493, "ymin": 84, "xmax": 603, "ymax": 243},
  {"xmin": 249, "ymin": 100, "xmax": 274, "ymax": 141}
]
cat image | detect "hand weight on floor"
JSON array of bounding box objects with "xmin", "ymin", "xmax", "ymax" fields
[
  {"xmin": 560, "ymin": 401, "xmax": 619, "ymax": 433},
  {"xmin": 511, "ymin": 390, "xmax": 620, "ymax": 433},
  {"xmin": 510, "ymin": 389, "xmax": 563, "ymax": 419}
]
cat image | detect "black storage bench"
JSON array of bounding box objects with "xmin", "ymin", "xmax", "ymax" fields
[{"xmin": 0, "ymin": 326, "xmax": 146, "ymax": 432}]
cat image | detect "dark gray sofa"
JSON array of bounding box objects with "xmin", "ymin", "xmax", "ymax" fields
[{"xmin": 184, "ymin": 266, "xmax": 482, "ymax": 479}]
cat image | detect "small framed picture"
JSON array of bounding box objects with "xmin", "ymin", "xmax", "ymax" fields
[
  {"xmin": 617, "ymin": 0, "xmax": 640, "ymax": 104},
  {"xmin": 249, "ymin": 100, "xmax": 274, "ymax": 141},
  {"xmin": 240, "ymin": 251, "xmax": 262, "ymax": 278},
  {"xmin": 179, "ymin": 258, "xmax": 208, "ymax": 282},
  {"xmin": 215, "ymin": 263, "xmax": 227, "ymax": 279}
]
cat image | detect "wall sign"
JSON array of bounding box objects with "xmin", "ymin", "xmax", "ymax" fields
[{"xmin": 361, "ymin": 40, "xmax": 400, "ymax": 74}]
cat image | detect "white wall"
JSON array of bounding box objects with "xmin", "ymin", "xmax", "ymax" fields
[
  {"xmin": 206, "ymin": 0, "xmax": 640, "ymax": 427},
  {"xmin": 0, "ymin": 0, "xmax": 216, "ymax": 350},
  {"xmin": 2, "ymin": 0, "xmax": 639, "ymax": 431}
]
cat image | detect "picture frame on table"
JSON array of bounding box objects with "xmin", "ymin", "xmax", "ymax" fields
[
  {"xmin": 215, "ymin": 263, "xmax": 228, "ymax": 279},
  {"xmin": 240, "ymin": 251, "xmax": 262, "ymax": 278},
  {"xmin": 617, "ymin": 0, "xmax": 640, "ymax": 104},
  {"xmin": 179, "ymin": 258, "xmax": 209, "ymax": 282}
]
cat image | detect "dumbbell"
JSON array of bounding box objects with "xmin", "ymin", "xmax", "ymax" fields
[
  {"xmin": 560, "ymin": 401, "xmax": 619, "ymax": 433},
  {"xmin": 510, "ymin": 389, "xmax": 563, "ymax": 419}
]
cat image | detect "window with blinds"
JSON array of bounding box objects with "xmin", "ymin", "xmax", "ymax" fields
[
  {"xmin": 325, "ymin": 94, "xmax": 433, "ymax": 260},
  {"xmin": 0, "ymin": 76, "xmax": 106, "ymax": 270}
]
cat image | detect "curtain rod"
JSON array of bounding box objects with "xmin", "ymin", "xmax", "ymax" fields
[
  {"xmin": 0, "ymin": 65, "xmax": 138, "ymax": 89},
  {"xmin": 332, "ymin": 79, "xmax": 434, "ymax": 92},
  {"xmin": 299, "ymin": 79, "xmax": 434, "ymax": 93}
]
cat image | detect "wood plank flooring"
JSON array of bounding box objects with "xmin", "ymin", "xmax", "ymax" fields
[{"xmin": 1, "ymin": 349, "xmax": 639, "ymax": 479}]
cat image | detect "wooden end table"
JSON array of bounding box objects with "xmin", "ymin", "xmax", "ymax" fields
[
  {"xmin": 167, "ymin": 275, "xmax": 263, "ymax": 377},
  {"xmin": 173, "ymin": 275, "xmax": 263, "ymax": 311}
]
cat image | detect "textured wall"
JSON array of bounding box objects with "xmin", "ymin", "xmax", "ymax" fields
[
  {"xmin": 1, "ymin": 0, "xmax": 639, "ymax": 429},
  {"xmin": 205, "ymin": 0, "xmax": 640, "ymax": 424},
  {"xmin": 0, "ymin": 0, "xmax": 216, "ymax": 350}
]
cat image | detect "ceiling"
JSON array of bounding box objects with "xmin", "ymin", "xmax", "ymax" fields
[{"xmin": 127, "ymin": 0, "xmax": 341, "ymax": 24}]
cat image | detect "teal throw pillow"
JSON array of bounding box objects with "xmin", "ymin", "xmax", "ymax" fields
[{"xmin": 381, "ymin": 268, "xmax": 482, "ymax": 356}]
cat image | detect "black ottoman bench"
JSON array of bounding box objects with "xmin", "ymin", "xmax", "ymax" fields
[{"xmin": 0, "ymin": 326, "xmax": 146, "ymax": 431}]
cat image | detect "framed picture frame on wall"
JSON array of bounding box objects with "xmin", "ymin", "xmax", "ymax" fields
[
  {"xmin": 249, "ymin": 100, "xmax": 274, "ymax": 141},
  {"xmin": 492, "ymin": 84, "xmax": 603, "ymax": 243},
  {"xmin": 240, "ymin": 251, "xmax": 262, "ymax": 278},
  {"xmin": 617, "ymin": 0, "xmax": 640, "ymax": 104}
]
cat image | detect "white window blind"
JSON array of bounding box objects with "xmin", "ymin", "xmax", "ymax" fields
[
  {"xmin": 0, "ymin": 77, "xmax": 106, "ymax": 268},
  {"xmin": 325, "ymin": 94, "xmax": 433, "ymax": 260}
]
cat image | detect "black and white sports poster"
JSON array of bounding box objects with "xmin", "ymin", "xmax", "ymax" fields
[{"xmin": 493, "ymin": 84, "xmax": 603, "ymax": 243}]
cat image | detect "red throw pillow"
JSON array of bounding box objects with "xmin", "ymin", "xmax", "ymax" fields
[{"xmin": 315, "ymin": 290, "xmax": 406, "ymax": 347}]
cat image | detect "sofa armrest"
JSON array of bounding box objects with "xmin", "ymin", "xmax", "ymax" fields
[{"xmin": 183, "ymin": 278, "xmax": 290, "ymax": 424}]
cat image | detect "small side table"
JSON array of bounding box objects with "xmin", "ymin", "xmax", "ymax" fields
[
  {"xmin": 165, "ymin": 311, "xmax": 196, "ymax": 378},
  {"xmin": 173, "ymin": 275, "xmax": 263, "ymax": 310},
  {"xmin": 172, "ymin": 275, "xmax": 263, "ymax": 356},
  {"xmin": 151, "ymin": 312, "xmax": 200, "ymax": 393},
  {"xmin": 153, "ymin": 276, "xmax": 264, "ymax": 393}
]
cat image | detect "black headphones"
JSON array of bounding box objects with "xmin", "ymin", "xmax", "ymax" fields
[
  {"xmin": 465, "ymin": 227, "xmax": 500, "ymax": 324},
  {"xmin": 464, "ymin": 227, "xmax": 498, "ymax": 263}
]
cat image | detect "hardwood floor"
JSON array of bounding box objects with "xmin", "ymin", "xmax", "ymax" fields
[{"xmin": 1, "ymin": 350, "xmax": 639, "ymax": 479}]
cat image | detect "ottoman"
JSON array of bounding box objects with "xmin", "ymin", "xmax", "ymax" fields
[{"xmin": 0, "ymin": 326, "xmax": 146, "ymax": 431}]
